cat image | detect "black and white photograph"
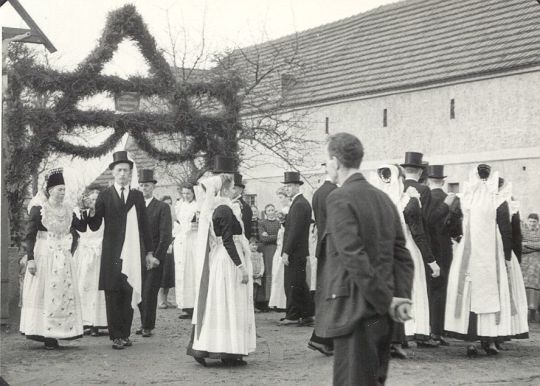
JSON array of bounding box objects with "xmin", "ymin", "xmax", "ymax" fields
[{"xmin": 1, "ymin": 0, "xmax": 539, "ymax": 384}]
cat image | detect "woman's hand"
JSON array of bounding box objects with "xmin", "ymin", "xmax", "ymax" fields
[
  {"xmin": 27, "ymin": 260, "xmax": 36, "ymax": 275},
  {"xmin": 239, "ymin": 265, "xmax": 249, "ymax": 284}
]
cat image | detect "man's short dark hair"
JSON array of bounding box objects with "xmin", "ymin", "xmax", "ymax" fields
[{"xmin": 327, "ymin": 132, "xmax": 364, "ymax": 169}]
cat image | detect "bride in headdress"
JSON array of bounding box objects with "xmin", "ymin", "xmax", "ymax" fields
[
  {"xmin": 187, "ymin": 157, "xmax": 256, "ymax": 366},
  {"xmin": 20, "ymin": 168, "xmax": 86, "ymax": 349}
]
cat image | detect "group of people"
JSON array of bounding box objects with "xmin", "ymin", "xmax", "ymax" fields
[{"xmin": 18, "ymin": 133, "xmax": 539, "ymax": 384}]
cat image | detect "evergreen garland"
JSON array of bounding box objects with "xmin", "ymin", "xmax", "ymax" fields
[{"xmin": 4, "ymin": 4, "xmax": 243, "ymax": 245}]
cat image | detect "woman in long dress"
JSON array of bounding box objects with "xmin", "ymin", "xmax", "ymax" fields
[
  {"xmin": 445, "ymin": 164, "xmax": 523, "ymax": 356},
  {"xmin": 268, "ymin": 189, "xmax": 290, "ymax": 310},
  {"xmin": 73, "ymin": 187, "xmax": 107, "ymax": 336},
  {"xmin": 521, "ymin": 213, "xmax": 540, "ymax": 322},
  {"xmin": 187, "ymin": 172, "xmax": 256, "ymax": 366},
  {"xmin": 372, "ymin": 165, "xmax": 433, "ymax": 357},
  {"xmin": 257, "ymin": 204, "xmax": 281, "ymax": 309},
  {"xmin": 20, "ymin": 168, "xmax": 85, "ymax": 349},
  {"xmin": 174, "ymin": 184, "xmax": 199, "ymax": 318}
]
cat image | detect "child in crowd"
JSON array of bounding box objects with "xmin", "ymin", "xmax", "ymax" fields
[{"xmin": 249, "ymin": 237, "xmax": 265, "ymax": 312}]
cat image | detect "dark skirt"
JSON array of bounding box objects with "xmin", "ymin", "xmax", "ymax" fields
[
  {"xmin": 186, "ymin": 326, "xmax": 243, "ymax": 360},
  {"xmin": 256, "ymin": 243, "xmax": 276, "ymax": 302},
  {"xmin": 160, "ymin": 252, "xmax": 175, "ymax": 289}
]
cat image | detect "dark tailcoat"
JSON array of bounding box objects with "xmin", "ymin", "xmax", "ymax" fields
[
  {"xmin": 282, "ymin": 193, "xmax": 314, "ymax": 319},
  {"xmin": 282, "ymin": 194, "xmax": 312, "ymax": 258},
  {"xmin": 88, "ymin": 186, "xmax": 153, "ymax": 291},
  {"xmin": 239, "ymin": 197, "xmax": 253, "ymax": 239},
  {"xmin": 139, "ymin": 198, "xmax": 172, "ymax": 330},
  {"xmin": 312, "ymin": 180, "xmax": 337, "ymax": 259},
  {"xmin": 316, "ymin": 173, "xmax": 413, "ymax": 339}
]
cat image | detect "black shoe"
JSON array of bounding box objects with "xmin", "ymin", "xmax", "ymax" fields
[
  {"xmin": 44, "ymin": 339, "xmax": 59, "ymax": 350},
  {"xmin": 390, "ymin": 344, "xmax": 408, "ymax": 359},
  {"xmin": 83, "ymin": 328, "xmax": 92, "ymax": 335},
  {"xmin": 298, "ymin": 317, "xmax": 315, "ymax": 327},
  {"xmin": 222, "ymin": 358, "xmax": 247, "ymax": 366},
  {"xmin": 417, "ymin": 338, "xmax": 440, "ymax": 348},
  {"xmin": 194, "ymin": 357, "xmax": 207, "ymax": 367},
  {"xmin": 178, "ymin": 313, "xmax": 192, "ymax": 320},
  {"xmin": 308, "ymin": 341, "xmax": 333, "ymax": 356},
  {"xmin": 122, "ymin": 338, "xmax": 133, "ymax": 347},
  {"xmin": 135, "ymin": 328, "xmax": 143, "ymax": 335},
  {"xmin": 481, "ymin": 342, "xmax": 499, "ymax": 356},
  {"xmin": 112, "ymin": 339, "xmax": 125, "ymax": 350},
  {"xmin": 438, "ymin": 337, "xmax": 450, "ymax": 346},
  {"xmin": 90, "ymin": 327, "xmax": 99, "ymax": 337},
  {"xmin": 466, "ymin": 344, "xmax": 478, "ymax": 358},
  {"xmin": 142, "ymin": 329, "xmax": 153, "ymax": 337}
]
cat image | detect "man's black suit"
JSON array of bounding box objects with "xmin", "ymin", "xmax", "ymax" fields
[
  {"xmin": 138, "ymin": 198, "xmax": 172, "ymax": 331},
  {"xmin": 316, "ymin": 173, "xmax": 413, "ymax": 385},
  {"xmin": 282, "ymin": 193, "xmax": 315, "ymax": 320},
  {"xmin": 88, "ymin": 186, "xmax": 153, "ymax": 340},
  {"xmin": 427, "ymin": 188, "xmax": 454, "ymax": 338},
  {"xmin": 310, "ymin": 180, "xmax": 337, "ymax": 347}
]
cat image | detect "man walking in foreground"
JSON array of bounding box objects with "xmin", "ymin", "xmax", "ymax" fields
[{"xmin": 315, "ymin": 133, "xmax": 414, "ymax": 385}]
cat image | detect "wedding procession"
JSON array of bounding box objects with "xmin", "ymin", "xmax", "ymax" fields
[{"xmin": 1, "ymin": 0, "xmax": 540, "ymax": 385}]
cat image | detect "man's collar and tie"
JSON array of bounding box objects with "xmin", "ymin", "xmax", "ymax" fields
[{"xmin": 114, "ymin": 183, "xmax": 130, "ymax": 204}]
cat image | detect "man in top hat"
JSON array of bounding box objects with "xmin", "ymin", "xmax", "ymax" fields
[
  {"xmin": 279, "ymin": 171, "xmax": 315, "ymax": 326},
  {"xmin": 426, "ymin": 165, "xmax": 459, "ymax": 345},
  {"xmin": 308, "ymin": 163, "xmax": 337, "ymax": 355},
  {"xmin": 87, "ymin": 151, "xmax": 157, "ymax": 350},
  {"xmin": 233, "ymin": 173, "xmax": 253, "ymax": 239},
  {"xmin": 136, "ymin": 169, "xmax": 172, "ymax": 337},
  {"xmin": 401, "ymin": 152, "xmax": 440, "ymax": 279}
]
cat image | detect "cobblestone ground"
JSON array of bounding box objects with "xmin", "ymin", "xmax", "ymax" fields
[{"xmin": 1, "ymin": 309, "xmax": 540, "ymax": 386}]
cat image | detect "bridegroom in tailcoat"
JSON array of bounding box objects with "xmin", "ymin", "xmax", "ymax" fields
[
  {"xmin": 87, "ymin": 151, "xmax": 157, "ymax": 350},
  {"xmin": 279, "ymin": 171, "xmax": 315, "ymax": 326},
  {"xmin": 136, "ymin": 169, "xmax": 172, "ymax": 338}
]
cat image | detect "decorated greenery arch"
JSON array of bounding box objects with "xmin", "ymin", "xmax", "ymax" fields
[{"xmin": 4, "ymin": 4, "xmax": 243, "ymax": 244}]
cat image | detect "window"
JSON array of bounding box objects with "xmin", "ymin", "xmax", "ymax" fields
[
  {"xmin": 383, "ymin": 108, "xmax": 387, "ymax": 127},
  {"xmin": 450, "ymin": 99, "xmax": 455, "ymax": 119},
  {"xmin": 448, "ymin": 182, "xmax": 459, "ymax": 193},
  {"xmin": 245, "ymin": 194, "xmax": 257, "ymax": 208},
  {"xmin": 325, "ymin": 117, "xmax": 329, "ymax": 134}
]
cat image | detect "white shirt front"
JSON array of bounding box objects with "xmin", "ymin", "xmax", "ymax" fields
[
  {"xmin": 145, "ymin": 197, "xmax": 154, "ymax": 207},
  {"xmin": 114, "ymin": 183, "xmax": 130, "ymax": 203}
]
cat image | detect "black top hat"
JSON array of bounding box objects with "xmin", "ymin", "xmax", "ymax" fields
[
  {"xmin": 400, "ymin": 152, "xmax": 425, "ymax": 169},
  {"xmin": 212, "ymin": 156, "xmax": 236, "ymax": 174},
  {"xmin": 427, "ymin": 165, "xmax": 446, "ymax": 179},
  {"xmin": 138, "ymin": 169, "xmax": 157, "ymax": 184},
  {"xmin": 46, "ymin": 168, "xmax": 65, "ymax": 191},
  {"xmin": 234, "ymin": 173, "xmax": 245, "ymax": 188},
  {"xmin": 109, "ymin": 151, "xmax": 134, "ymax": 170},
  {"xmin": 282, "ymin": 171, "xmax": 304, "ymax": 185}
]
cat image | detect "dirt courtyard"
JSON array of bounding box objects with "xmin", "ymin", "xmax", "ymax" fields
[{"xmin": 1, "ymin": 309, "xmax": 540, "ymax": 385}]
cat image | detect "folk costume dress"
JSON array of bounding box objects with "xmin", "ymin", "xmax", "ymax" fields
[
  {"xmin": 268, "ymin": 209, "xmax": 288, "ymax": 310},
  {"xmin": 188, "ymin": 176, "xmax": 256, "ymax": 360},
  {"xmin": 521, "ymin": 223, "xmax": 540, "ymax": 311},
  {"xmin": 373, "ymin": 165, "xmax": 431, "ymax": 340},
  {"xmin": 20, "ymin": 202, "xmax": 85, "ymax": 342},
  {"xmin": 174, "ymin": 199, "xmax": 199, "ymax": 310},
  {"xmin": 445, "ymin": 166, "xmax": 520, "ymax": 342},
  {"xmin": 73, "ymin": 218, "xmax": 107, "ymax": 329},
  {"xmin": 497, "ymin": 185, "xmax": 529, "ymax": 338}
]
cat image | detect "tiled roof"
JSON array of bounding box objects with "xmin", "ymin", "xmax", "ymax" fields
[{"xmin": 227, "ymin": 0, "xmax": 540, "ymax": 108}]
